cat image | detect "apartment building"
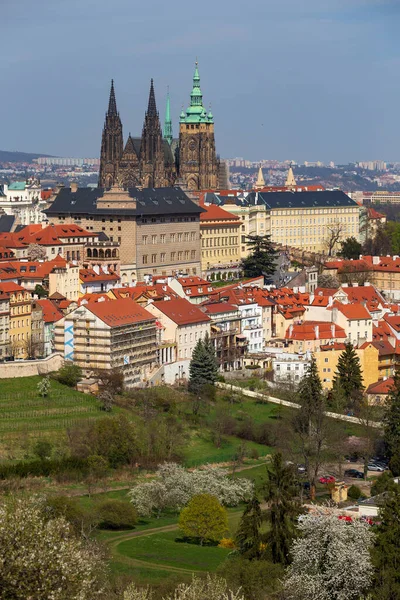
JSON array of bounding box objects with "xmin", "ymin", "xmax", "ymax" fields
[
  {"xmin": 34, "ymin": 299, "xmax": 63, "ymax": 357},
  {"xmin": 324, "ymin": 256, "xmax": 400, "ymax": 300},
  {"xmin": 202, "ymin": 302, "xmax": 247, "ymax": 370},
  {"xmin": 146, "ymin": 298, "xmax": 211, "ymax": 362},
  {"xmin": 45, "ymin": 185, "xmax": 203, "ymax": 282},
  {"xmin": 314, "ymin": 343, "xmax": 379, "ymax": 391},
  {"xmin": 199, "ymin": 202, "xmax": 242, "ymax": 279},
  {"xmin": 285, "ymin": 321, "xmax": 347, "ymax": 353},
  {"xmin": 0, "ymin": 292, "xmax": 10, "ymax": 358},
  {"xmin": 0, "ymin": 282, "xmax": 32, "ymax": 359},
  {"xmin": 212, "ymin": 190, "xmax": 360, "ymax": 254},
  {"xmin": 54, "ymin": 298, "xmax": 157, "ymax": 387}
]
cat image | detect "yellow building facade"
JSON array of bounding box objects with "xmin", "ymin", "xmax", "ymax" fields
[
  {"xmin": 314, "ymin": 344, "xmax": 379, "ymax": 391},
  {"xmin": 5, "ymin": 285, "xmax": 32, "ymax": 358},
  {"xmin": 200, "ymin": 203, "xmax": 242, "ymax": 275}
]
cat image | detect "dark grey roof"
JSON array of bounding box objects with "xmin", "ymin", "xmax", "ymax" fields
[
  {"xmin": 246, "ymin": 190, "xmax": 358, "ymax": 209},
  {"xmin": 128, "ymin": 137, "xmax": 175, "ymax": 166},
  {"xmin": 0, "ymin": 215, "xmax": 16, "ymax": 232},
  {"xmin": 44, "ymin": 186, "xmax": 203, "ymax": 217}
]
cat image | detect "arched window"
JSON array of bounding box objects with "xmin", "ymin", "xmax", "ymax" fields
[
  {"xmin": 92, "ymin": 249, "xmax": 98, "ymax": 258},
  {"xmin": 112, "ymin": 249, "xmax": 117, "ymax": 258},
  {"xmin": 105, "ymin": 249, "xmax": 111, "ymax": 258},
  {"xmin": 86, "ymin": 248, "xmax": 92, "ymax": 258},
  {"xmin": 99, "ymin": 249, "xmax": 104, "ymax": 259}
]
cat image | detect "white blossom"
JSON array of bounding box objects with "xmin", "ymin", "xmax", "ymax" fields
[
  {"xmin": 283, "ymin": 511, "xmax": 375, "ymax": 600},
  {"xmin": 0, "ymin": 496, "xmax": 104, "ymax": 600},
  {"xmin": 129, "ymin": 463, "xmax": 253, "ymax": 517},
  {"xmin": 124, "ymin": 575, "xmax": 245, "ymax": 600}
]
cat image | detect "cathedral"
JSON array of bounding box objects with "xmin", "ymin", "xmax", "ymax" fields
[{"xmin": 98, "ymin": 63, "xmax": 219, "ymax": 191}]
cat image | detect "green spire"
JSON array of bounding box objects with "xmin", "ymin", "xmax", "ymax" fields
[
  {"xmin": 163, "ymin": 87, "xmax": 173, "ymax": 146},
  {"xmin": 182, "ymin": 60, "xmax": 208, "ymax": 124}
]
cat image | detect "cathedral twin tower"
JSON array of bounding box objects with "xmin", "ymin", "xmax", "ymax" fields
[{"xmin": 99, "ymin": 63, "xmax": 218, "ymax": 191}]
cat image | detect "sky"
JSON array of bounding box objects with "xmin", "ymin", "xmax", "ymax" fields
[{"xmin": 1, "ymin": 0, "xmax": 400, "ymax": 163}]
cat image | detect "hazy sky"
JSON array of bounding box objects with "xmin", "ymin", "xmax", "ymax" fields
[{"xmin": 1, "ymin": 0, "xmax": 399, "ymax": 163}]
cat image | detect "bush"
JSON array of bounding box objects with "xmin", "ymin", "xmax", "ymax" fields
[
  {"xmin": 56, "ymin": 363, "xmax": 82, "ymax": 387},
  {"xmin": 33, "ymin": 439, "xmax": 53, "ymax": 461},
  {"xmin": 45, "ymin": 496, "xmax": 95, "ymax": 534},
  {"xmin": 97, "ymin": 499, "xmax": 137, "ymax": 530},
  {"xmin": 179, "ymin": 493, "xmax": 228, "ymax": 545},
  {"xmin": 0, "ymin": 456, "xmax": 89, "ymax": 480},
  {"xmin": 218, "ymin": 537, "xmax": 236, "ymax": 549},
  {"xmin": 347, "ymin": 485, "xmax": 363, "ymax": 500}
]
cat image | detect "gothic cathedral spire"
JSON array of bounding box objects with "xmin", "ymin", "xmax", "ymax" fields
[
  {"xmin": 163, "ymin": 88, "xmax": 173, "ymax": 146},
  {"xmin": 140, "ymin": 79, "xmax": 165, "ymax": 187},
  {"xmin": 99, "ymin": 79, "xmax": 123, "ymax": 188},
  {"xmin": 178, "ymin": 61, "xmax": 218, "ymax": 190}
]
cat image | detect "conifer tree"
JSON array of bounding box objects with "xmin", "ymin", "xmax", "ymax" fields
[
  {"xmin": 263, "ymin": 452, "xmax": 300, "ymax": 565},
  {"xmin": 332, "ymin": 342, "xmax": 364, "ymax": 412},
  {"xmin": 383, "ymin": 374, "xmax": 400, "ymax": 475},
  {"xmin": 293, "ymin": 357, "xmax": 327, "ymax": 499},
  {"xmin": 235, "ymin": 496, "xmax": 264, "ymax": 560},
  {"xmin": 241, "ymin": 234, "xmax": 278, "ymax": 280},
  {"xmin": 371, "ymin": 486, "xmax": 400, "ymax": 598},
  {"xmin": 188, "ymin": 333, "xmax": 219, "ymax": 396}
]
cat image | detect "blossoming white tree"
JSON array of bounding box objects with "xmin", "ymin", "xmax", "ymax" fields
[
  {"xmin": 283, "ymin": 511, "xmax": 374, "ymax": 600},
  {"xmin": 129, "ymin": 463, "xmax": 253, "ymax": 517},
  {"xmin": 124, "ymin": 574, "xmax": 245, "ymax": 600},
  {"xmin": 0, "ymin": 497, "xmax": 104, "ymax": 600}
]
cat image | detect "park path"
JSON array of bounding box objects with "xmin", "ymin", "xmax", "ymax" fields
[
  {"xmin": 107, "ymin": 510, "xmax": 242, "ymax": 576},
  {"xmin": 217, "ymin": 382, "xmax": 382, "ymax": 429}
]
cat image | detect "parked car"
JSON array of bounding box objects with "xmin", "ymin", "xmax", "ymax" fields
[
  {"xmin": 319, "ymin": 475, "xmax": 336, "ymax": 484},
  {"xmin": 368, "ymin": 463, "xmax": 385, "ymax": 472},
  {"xmin": 344, "ymin": 469, "xmax": 364, "ymax": 478},
  {"xmin": 345, "ymin": 455, "xmax": 361, "ymax": 463}
]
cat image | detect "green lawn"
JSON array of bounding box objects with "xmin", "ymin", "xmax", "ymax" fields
[{"xmin": 184, "ymin": 429, "xmax": 272, "ymax": 467}]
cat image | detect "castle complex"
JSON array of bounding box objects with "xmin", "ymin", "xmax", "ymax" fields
[{"xmin": 99, "ymin": 63, "xmax": 218, "ymax": 191}]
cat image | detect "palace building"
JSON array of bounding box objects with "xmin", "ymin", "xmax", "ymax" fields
[{"xmin": 98, "ymin": 63, "xmax": 219, "ymax": 191}]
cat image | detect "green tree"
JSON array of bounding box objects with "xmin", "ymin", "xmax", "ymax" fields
[
  {"xmin": 263, "ymin": 452, "xmax": 300, "ymax": 565},
  {"xmin": 383, "ymin": 374, "xmax": 400, "ymax": 475},
  {"xmin": 293, "ymin": 357, "xmax": 327, "ymax": 499},
  {"xmin": 371, "ymin": 486, "xmax": 400, "ymax": 598},
  {"xmin": 178, "ymin": 493, "xmax": 228, "ymax": 545},
  {"xmin": 34, "ymin": 284, "xmax": 48, "ymax": 298},
  {"xmin": 218, "ymin": 557, "xmax": 284, "ymax": 600},
  {"xmin": 235, "ymin": 496, "xmax": 264, "ymax": 560},
  {"xmin": 332, "ymin": 343, "xmax": 364, "ymax": 413},
  {"xmin": 33, "ymin": 439, "xmax": 53, "ymax": 461},
  {"xmin": 241, "ymin": 234, "xmax": 278, "ymax": 279},
  {"xmin": 337, "ymin": 236, "xmax": 363, "ymax": 260},
  {"xmin": 57, "ymin": 362, "xmax": 82, "ymax": 387},
  {"xmin": 188, "ymin": 333, "xmax": 219, "ymax": 411},
  {"xmin": 96, "ymin": 499, "xmax": 137, "ymax": 530}
]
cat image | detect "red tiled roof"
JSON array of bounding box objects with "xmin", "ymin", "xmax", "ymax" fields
[
  {"xmin": 0, "ymin": 281, "xmax": 27, "ymax": 294},
  {"xmin": 366, "ymin": 378, "xmax": 394, "ymax": 395},
  {"xmin": 202, "ymin": 302, "xmax": 238, "ymax": 315},
  {"xmin": 285, "ymin": 321, "xmax": 346, "ymax": 341},
  {"xmin": 314, "ymin": 287, "xmax": 339, "ymax": 296},
  {"xmin": 200, "ymin": 203, "xmax": 241, "ymax": 223},
  {"xmin": 80, "ymin": 269, "xmax": 120, "ymax": 282},
  {"xmin": 320, "ymin": 342, "xmax": 347, "ymax": 351},
  {"xmin": 335, "ymin": 303, "xmax": 371, "ymax": 320},
  {"xmin": 153, "ymin": 298, "xmax": 211, "ymax": 326},
  {"xmin": 17, "ymin": 224, "xmax": 96, "ymax": 246},
  {"xmin": 368, "ymin": 207, "xmax": 385, "ymax": 220},
  {"xmin": 383, "ymin": 314, "xmax": 400, "ymax": 332},
  {"xmin": 85, "ymin": 298, "xmax": 155, "ymax": 327},
  {"xmin": 78, "ymin": 293, "xmax": 112, "ymax": 305},
  {"xmin": 35, "ymin": 299, "xmax": 63, "ymax": 323}
]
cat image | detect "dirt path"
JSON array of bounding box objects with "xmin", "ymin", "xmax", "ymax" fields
[{"xmin": 108, "ymin": 511, "xmax": 242, "ymax": 576}]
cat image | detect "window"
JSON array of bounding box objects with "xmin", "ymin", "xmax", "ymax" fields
[
  {"xmin": 142, "ymin": 235, "xmax": 148, "ymax": 245},
  {"xmin": 170, "ymin": 233, "xmax": 176, "ymax": 243},
  {"xmin": 151, "ymin": 254, "xmax": 157, "ymax": 264},
  {"xmin": 160, "ymin": 234, "xmax": 165, "ymax": 244},
  {"xmin": 152, "ymin": 235, "xmax": 157, "ymax": 244},
  {"xmin": 171, "ymin": 251, "xmax": 176, "ymax": 261},
  {"xmin": 178, "ymin": 251, "xmax": 183, "ymax": 260},
  {"xmin": 178, "ymin": 233, "xmax": 183, "ymax": 242},
  {"xmin": 160, "ymin": 252, "xmax": 166, "ymax": 263},
  {"xmin": 142, "ymin": 255, "xmax": 148, "ymax": 265}
]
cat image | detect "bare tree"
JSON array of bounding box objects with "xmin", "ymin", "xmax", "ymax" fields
[{"xmin": 324, "ymin": 221, "xmax": 345, "ymax": 257}]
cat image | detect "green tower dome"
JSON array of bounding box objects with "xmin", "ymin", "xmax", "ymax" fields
[{"xmin": 182, "ymin": 61, "xmax": 209, "ymax": 124}]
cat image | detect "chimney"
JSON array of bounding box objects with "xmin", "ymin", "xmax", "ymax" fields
[
  {"xmin": 70, "ymin": 182, "xmax": 78, "ymax": 193},
  {"xmin": 314, "ymin": 325, "xmax": 319, "ymax": 339},
  {"xmin": 353, "ymin": 283, "xmax": 358, "ymax": 287},
  {"xmin": 373, "ymin": 256, "xmax": 380, "ymax": 265},
  {"xmin": 288, "ymin": 324, "xmax": 293, "ymax": 337},
  {"xmin": 331, "ymin": 324, "xmax": 335, "ymax": 338}
]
